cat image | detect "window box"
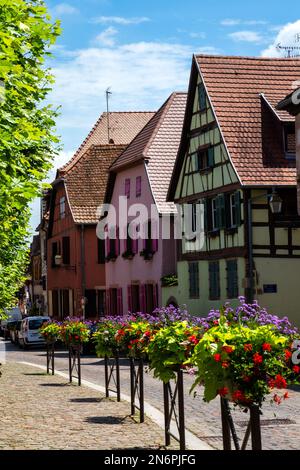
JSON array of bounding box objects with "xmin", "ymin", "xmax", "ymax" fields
[
  {"xmin": 225, "ymin": 226, "xmax": 238, "ymax": 235},
  {"xmin": 207, "ymin": 229, "xmax": 220, "ymax": 238},
  {"xmin": 140, "ymin": 249, "xmax": 154, "ymax": 261},
  {"xmin": 161, "ymin": 274, "xmax": 178, "ymax": 288},
  {"xmin": 106, "ymin": 253, "xmax": 117, "ymax": 263},
  {"xmin": 122, "ymin": 250, "xmax": 135, "ymax": 260}
]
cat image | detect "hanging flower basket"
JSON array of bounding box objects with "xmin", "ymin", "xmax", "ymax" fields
[
  {"xmin": 60, "ymin": 321, "xmax": 90, "ymax": 348},
  {"xmin": 39, "ymin": 322, "xmax": 61, "ymax": 344},
  {"xmin": 190, "ymin": 319, "xmax": 300, "ymax": 408}
]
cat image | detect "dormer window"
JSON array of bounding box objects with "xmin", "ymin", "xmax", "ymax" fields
[{"xmin": 284, "ymin": 124, "xmax": 296, "ymax": 159}]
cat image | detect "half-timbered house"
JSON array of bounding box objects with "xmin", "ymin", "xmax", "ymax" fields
[{"xmin": 166, "ymin": 55, "xmax": 300, "ymax": 325}]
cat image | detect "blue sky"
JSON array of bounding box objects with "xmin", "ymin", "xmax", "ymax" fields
[{"xmin": 30, "ymin": 0, "xmax": 300, "ymax": 231}]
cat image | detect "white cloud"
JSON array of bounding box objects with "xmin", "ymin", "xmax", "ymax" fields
[
  {"xmin": 92, "ymin": 16, "xmax": 150, "ymax": 25},
  {"xmin": 229, "ymin": 30, "xmax": 264, "ymax": 43},
  {"xmin": 221, "ymin": 19, "xmax": 268, "ymax": 26},
  {"xmin": 261, "ymin": 19, "xmax": 300, "ymax": 57},
  {"xmin": 190, "ymin": 32, "xmax": 206, "ymax": 39},
  {"xmin": 53, "ymin": 3, "xmax": 79, "ymax": 15},
  {"xmin": 95, "ymin": 27, "xmax": 118, "ymax": 47}
]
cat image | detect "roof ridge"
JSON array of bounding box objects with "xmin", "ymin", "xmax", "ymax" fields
[{"xmin": 195, "ymin": 53, "xmax": 300, "ymax": 61}]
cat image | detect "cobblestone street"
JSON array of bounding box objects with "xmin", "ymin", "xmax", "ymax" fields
[
  {"xmin": 2, "ymin": 339, "xmax": 300, "ymax": 450},
  {"xmin": 0, "ymin": 362, "xmax": 176, "ymax": 450}
]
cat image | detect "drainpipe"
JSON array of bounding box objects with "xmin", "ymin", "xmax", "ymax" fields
[{"xmin": 81, "ymin": 224, "xmax": 86, "ymax": 320}]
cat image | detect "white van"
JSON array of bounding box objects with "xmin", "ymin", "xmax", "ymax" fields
[
  {"xmin": 18, "ymin": 316, "xmax": 50, "ymax": 349},
  {"xmin": 0, "ymin": 307, "xmax": 22, "ymax": 340}
]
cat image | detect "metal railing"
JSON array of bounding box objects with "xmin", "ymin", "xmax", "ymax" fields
[
  {"xmin": 163, "ymin": 368, "xmax": 186, "ymax": 450},
  {"xmin": 68, "ymin": 344, "xmax": 82, "ymax": 386},
  {"xmin": 129, "ymin": 357, "xmax": 145, "ymax": 423},
  {"xmin": 104, "ymin": 354, "xmax": 121, "ymax": 401},
  {"xmin": 46, "ymin": 342, "xmax": 55, "ymax": 375}
]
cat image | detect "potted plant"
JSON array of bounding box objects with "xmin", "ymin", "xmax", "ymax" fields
[
  {"xmin": 190, "ymin": 318, "xmax": 300, "ymax": 408},
  {"xmin": 140, "ymin": 248, "xmax": 154, "ymax": 261},
  {"xmin": 93, "ymin": 320, "xmax": 125, "ymax": 358},
  {"xmin": 147, "ymin": 321, "xmax": 202, "ymax": 382},
  {"xmin": 40, "ymin": 321, "xmax": 61, "ymax": 344},
  {"xmin": 122, "ymin": 249, "xmax": 135, "ymax": 260},
  {"xmin": 60, "ymin": 320, "xmax": 90, "ymax": 350}
]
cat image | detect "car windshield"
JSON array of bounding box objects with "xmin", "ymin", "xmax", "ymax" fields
[{"xmin": 28, "ymin": 319, "xmax": 48, "ymax": 330}]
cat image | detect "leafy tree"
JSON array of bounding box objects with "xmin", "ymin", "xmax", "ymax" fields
[{"xmin": 0, "ymin": 0, "xmax": 61, "ymax": 316}]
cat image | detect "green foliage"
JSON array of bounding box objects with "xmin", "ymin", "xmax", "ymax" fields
[
  {"xmin": 147, "ymin": 322, "xmax": 201, "ymax": 383},
  {"xmin": 60, "ymin": 321, "xmax": 90, "ymax": 345},
  {"xmin": 161, "ymin": 273, "xmax": 178, "ymax": 287},
  {"xmin": 0, "ymin": 0, "xmax": 61, "ymax": 313},
  {"xmin": 191, "ymin": 321, "xmax": 299, "ymax": 407},
  {"xmin": 39, "ymin": 321, "xmax": 61, "ymax": 343},
  {"xmin": 93, "ymin": 321, "xmax": 124, "ymax": 358}
]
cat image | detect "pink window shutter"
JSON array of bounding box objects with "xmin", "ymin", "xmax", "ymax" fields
[
  {"xmin": 115, "ymin": 227, "xmax": 119, "ymax": 256},
  {"xmin": 153, "ymin": 283, "xmax": 158, "ymax": 309},
  {"xmin": 136, "ymin": 176, "xmax": 142, "ymax": 197},
  {"xmin": 125, "ymin": 178, "xmax": 130, "ymax": 198},
  {"xmin": 105, "ymin": 226, "xmax": 110, "ymax": 256},
  {"xmin": 127, "ymin": 285, "xmax": 132, "ymax": 312},
  {"xmin": 140, "ymin": 284, "xmax": 146, "ymax": 313},
  {"xmin": 106, "ymin": 290, "xmax": 111, "ymax": 315},
  {"xmin": 117, "ymin": 288, "xmax": 123, "ymax": 315}
]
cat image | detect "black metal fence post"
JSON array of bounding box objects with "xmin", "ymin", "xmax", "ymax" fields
[
  {"xmin": 221, "ymin": 397, "xmax": 232, "ymax": 450},
  {"xmin": 163, "ymin": 382, "xmax": 171, "ymax": 447},
  {"xmin": 46, "ymin": 342, "xmax": 55, "ymax": 376},
  {"xmin": 163, "ymin": 369, "xmax": 186, "ymax": 450},
  {"xmin": 250, "ymin": 405, "xmax": 262, "ymax": 450},
  {"xmin": 177, "ymin": 369, "xmax": 185, "ymax": 451},
  {"xmin": 139, "ymin": 358, "xmax": 145, "ymax": 423},
  {"xmin": 104, "ymin": 354, "xmax": 121, "ymax": 401},
  {"xmin": 130, "ymin": 357, "xmax": 135, "ymax": 416},
  {"xmin": 68, "ymin": 344, "xmax": 82, "ymax": 386},
  {"xmin": 129, "ymin": 357, "xmax": 145, "ymax": 423}
]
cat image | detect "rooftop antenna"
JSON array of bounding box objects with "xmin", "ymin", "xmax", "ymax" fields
[
  {"xmin": 106, "ymin": 87, "xmax": 112, "ymax": 143},
  {"xmin": 277, "ymin": 34, "xmax": 300, "ymax": 58}
]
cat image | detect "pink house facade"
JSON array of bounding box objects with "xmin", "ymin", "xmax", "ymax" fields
[{"xmin": 104, "ymin": 93, "xmax": 187, "ymax": 314}]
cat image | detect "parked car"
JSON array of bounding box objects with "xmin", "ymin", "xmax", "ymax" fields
[
  {"xmin": 18, "ymin": 316, "xmax": 50, "ymax": 349},
  {"xmin": 0, "ymin": 307, "xmax": 22, "ymax": 340},
  {"xmin": 9, "ymin": 320, "xmax": 22, "ymax": 345}
]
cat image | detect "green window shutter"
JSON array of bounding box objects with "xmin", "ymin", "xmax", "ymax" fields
[
  {"xmin": 225, "ymin": 193, "xmax": 231, "ymax": 228},
  {"xmin": 216, "ymin": 194, "xmax": 226, "ymax": 229},
  {"xmin": 207, "ymin": 147, "xmax": 215, "ymax": 168},
  {"xmin": 226, "ymin": 260, "xmax": 238, "ymax": 298},
  {"xmin": 209, "ymin": 262, "xmax": 220, "ymax": 299},
  {"xmin": 189, "ymin": 262, "xmax": 199, "ymax": 298},
  {"xmin": 202, "ymin": 199, "xmax": 208, "ymax": 233},
  {"xmin": 234, "ymin": 191, "xmax": 241, "ymax": 226}
]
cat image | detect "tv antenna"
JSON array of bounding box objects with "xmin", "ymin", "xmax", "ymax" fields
[
  {"xmin": 277, "ymin": 34, "xmax": 300, "ymax": 57},
  {"xmin": 106, "ymin": 87, "xmax": 112, "ymax": 143}
]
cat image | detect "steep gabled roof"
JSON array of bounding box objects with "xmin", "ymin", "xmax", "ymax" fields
[
  {"xmin": 56, "ymin": 112, "xmax": 155, "ymax": 224},
  {"xmin": 60, "ymin": 112, "xmax": 155, "ymax": 174},
  {"xmin": 169, "ymin": 55, "xmax": 300, "ymax": 199},
  {"xmin": 107, "ymin": 92, "xmax": 187, "ymax": 213}
]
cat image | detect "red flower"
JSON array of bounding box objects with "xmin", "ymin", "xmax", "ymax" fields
[
  {"xmin": 188, "ymin": 335, "xmax": 199, "ymax": 345},
  {"xmin": 213, "ymin": 353, "xmax": 221, "ymax": 362},
  {"xmin": 144, "ymin": 331, "xmax": 151, "ymax": 337},
  {"xmin": 273, "ymin": 394, "xmax": 281, "ymax": 405},
  {"xmin": 275, "ymin": 374, "xmax": 287, "ymax": 389},
  {"xmin": 244, "ymin": 343, "xmax": 253, "ymax": 352},
  {"xmin": 232, "ymin": 390, "xmax": 246, "ymax": 402},
  {"xmin": 221, "ymin": 361, "xmax": 230, "ymax": 368},
  {"xmin": 243, "ymin": 375, "xmax": 251, "ymax": 383},
  {"xmin": 253, "ymin": 352, "xmax": 263, "ymax": 364},
  {"xmin": 283, "ymin": 392, "xmax": 289, "ymax": 400},
  {"xmin": 128, "ymin": 345, "xmax": 132, "ymax": 349},
  {"xmin": 293, "ymin": 365, "xmax": 300, "ymax": 374},
  {"xmin": 75, "ymin": 335, "xmax": 79, "ymax": 340},
  {"xmin": 213, "ymin": 320, "xmax": 219, "ymax": 325},
  {"xmin": 262, "ymin": 343, "xmax": 272, "ymax": 352},
  {"xmin": 222, "ymin": 345, "xmax": 234, "ymax": 354},
  {"xmin": 218, "ymin": 387, "xmax": 229, "ymax": 397},
  {"xmin": 284, "ymin": 350, "xmax": 292, "ymax": 361}
]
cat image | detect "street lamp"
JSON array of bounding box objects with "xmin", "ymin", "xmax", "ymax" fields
[{"xmin": 247, "ymin": 189, "xmax": 282, "ymax": 304}]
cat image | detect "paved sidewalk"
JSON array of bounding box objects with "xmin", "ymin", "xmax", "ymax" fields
[{"xmin": 0, "ymin": 363, "xmax": 175, "ymax": 450}]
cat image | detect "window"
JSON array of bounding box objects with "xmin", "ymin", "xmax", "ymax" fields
[
  {"xmin": 125, "ymin": 178, "xmax": 131, "ymax": 198},
  {"xmin": 212, "ymin": 198, "xmax": 218, "ymax": 230},
  {"xmin": 97, "ymin": 238, "xmax": 106, "ymax": 264},
  {"xmin": 145, "ymin": 284, "xmax": 158, "ymax": 314},
  {"xmin": 97, "ymin": 290, "xmax": 106, "ymax": 317},
  {"xmin": 60, "ymin": 197, "xmax": 66, "ymax": 219},
  {"xmin": 136, "ymin": 176, "xmax": 142, "ymax": 197},
  {"xmin": 128, "ymin": 285, "xmax": 140, "ymax": 313},
  {"xmin": 209, "ymin": 194, "xmax": 226, "ymax": 232},
  {"xmin": 196, "ymin": 146, "xmax": 214, "ymax": 171},
  {"xmin": 198, "ymin": 83, "xmax": 206, "ymax": 111},
  {"xmin": 126, "ymin": 224, "xmax": 133, "ymax": 253},
  {"xmin": 51, "ymin": 242, "xmax": 58, "ymax": 268},
  {"xmin": 85, "ymin": 290, "xmax": 97, "ymax": 318},
  {"xmin": 209, "ymin": 262, "xmax": 220, "ymax": 300},
  {"xmin": 228, "ymin": 192, "xmax": 241, "ymax": 229},
  {"xmin": 188, "ymin": 262, "xmax": 199, "ymax": 298},
  {"xmin": 226, "ymin": 260, "xmax": 239, "ymax": 299},
  {"xmin": 143, "ymin": 220, "xmax": 158, "ymax": 255},
  {"xmin": 62, "ymin": 236, "xmax": 70, "ymax": 265},
  {"xmin": 284, "ymin": 124, "xmax": 296, "ymax": 159},
  {"xmin": 110, "ymin": 288, "xmax": 118, "ymax": 316}
]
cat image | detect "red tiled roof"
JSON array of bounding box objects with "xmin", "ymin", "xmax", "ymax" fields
[
  {"xmin": 59, "ymin": 112, "xmax": 155, "ymax": 224},
  {"xmin": 196, "ymin": 55, "xmax": 300, "ymax": 186},
  {"xmin": 109, "ymin": 92, "xmax": 187, "ymax": 213},
  {"xmin": 60, "ymin": 112, "xmax": 155, "ymax": 174}
]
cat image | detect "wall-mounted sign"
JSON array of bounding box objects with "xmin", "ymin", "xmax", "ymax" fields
[{"xmin": 263, "ymin": 284, "xmax": 278, "ymax": 294}]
